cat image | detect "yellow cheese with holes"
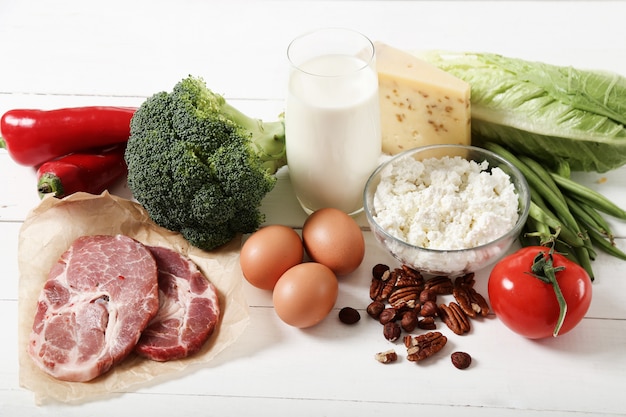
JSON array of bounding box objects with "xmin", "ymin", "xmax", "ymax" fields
[{"xmin": 375, "ymin": 42, "xmax": 471, "ymax": 155}]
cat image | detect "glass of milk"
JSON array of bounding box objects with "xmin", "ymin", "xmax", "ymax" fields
[{"xmin": 286, "ymin": 28, "xmax": 381, "ymax": 215}]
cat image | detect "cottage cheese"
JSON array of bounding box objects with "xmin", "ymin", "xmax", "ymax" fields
[{"xmin": 373, "ymin": 155, "xmax": 519, "ymax": 252}]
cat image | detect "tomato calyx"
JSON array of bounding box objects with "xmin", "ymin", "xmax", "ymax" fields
[{"xmin": 527, "ymin": 246, "xmax": 568, "ymax": 337}]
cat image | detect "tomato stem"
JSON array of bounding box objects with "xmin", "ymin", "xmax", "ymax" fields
[{"xmin": 529, "ymin": 248, "xmax": 568, "ymax": 337}]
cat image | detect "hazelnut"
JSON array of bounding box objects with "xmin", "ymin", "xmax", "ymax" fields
[
  {"xmin": 417, "ymin": 317, "xmax": 437, "ymax": 330},
  {"xmin": 378, "ymin": 308, "xmax": 397, "ymax": 325},
  {"xmin": 372, "ymin": 263, "xmax": 390, "ymax": 280},
  {"xmin": 338, "ymin": 307, "xmax": 361, "ymax": 325},
  {"xmin": 400, "ymin": 310, "xmax": 418, "ymax": 332},
  {"xmin": 366, "ymin": 301, "xmax": 385, "ymax": 319},
  {"xmin": 451, "ymin": 351, "xmax": 472, "ymax": 369},
  {"xmin": 383, "ymin": 322, "xmax": 401, "ymax": 342},
  {"xmin": 419, "ymin": 289, "xmax": 437, "ymax": 304}
]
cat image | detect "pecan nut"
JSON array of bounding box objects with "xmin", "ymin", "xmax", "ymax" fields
[
  {"xmin": 378, "ymin": 265, "xmax": 425, "ymax": 310},
  {"xmin": 452, "ymin": 286, "xmax": 476, "ymax": 318},
  {"xmin": 405, "ymin": 331, "xmax": 448, "ymax": 362},
  {"xmin": 452, "ymin": 274, "xmax": 490, "ymax": 318},
  {"xmin": 369, "ymin": 264, "xmax": 393, "ymax": 301},
  {"xmin": 452, "ymin": 286, "xmax": 490, "ymax": 318},
  {"xmin": 375, "ymin": 349, "xmax": 398, "ymax": 364},
  {"xmin": 454, "ymin": 273, "xmax": 476, "ymax": 288},
  {"xmin": 394, "ymin": 265, "xmax": 424, "ymax": 288},
  {"xmin": 388, "ymin": 285, "xmax": 421, "ymax": 310},
  {"xmin": 379, "ymin": 269, "xmax": 399, "ymax": 301},
  {"xmin": 369, "ymin": 276, "xmax": 385, "ymax": 301},
  {"xmin": 439, "ymin": 302, "xmax": 471, "ymax": 335},
  {"xmin": 424, "ymin": 276, "xmax": 453, "ymax": 295},
  {"xmin": 469, "ymin": 290, "xmax": 490, "ymax": 317},
  {"xmin": 419, "ymin": 300, "xmax": 439, "ymax": 317},
  {"xmin": 419, "ymin": 289, "xmax": 437, "ymax": 304}
]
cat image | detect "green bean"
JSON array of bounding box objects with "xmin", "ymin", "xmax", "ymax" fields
[
  {"xmin": 580, "ymin": 235, "xmax": 598, "ymax": 260},
  {"xmin": 565, "ymin": 195, "xmax": 612, "ymax": 239},
  {"xmin": 573, "ymin": 245, "xmax": 595, "ymax": 280},
  {"xmin": 483, "ymin": 142, "xmax": 625, "ymax": 279},
  {"xmin": 535, "ymin": 218, "xmax": 553, "ymax": 245},
  {"xmin": 575, "ymin": 198, "xmax": 614, "ymax": 239},
  {"xmin": 528, "ymin": 188, "xmax": 585, "ymax": 248},
  {"xmin": 519, "ymin": 155, "xmax": 564, "ymax": 203},
  {"xmin": 550, "ymin": 172, "xmax": 626, "ymax": 220},
  {"xmin": 554, "ymin": 239, "xmax": 580, "ymax": 265},
  {"xmin": 527, "ymin": 201, "xmax": 585, "ymax": 248},
  {"xmin": 579, "ymin": 218, "xmax": 626, "ymax": 261},
  {"xmin": 530, "ymin": 188, "xmax": 564, "ymax": 227},
  {"xmin": 524, "ymin": 213, "xmax": 554, "ymax": 245},
  {"xmin": 562, "ymin": 196, "xmax": 604, "ymax": 256}
]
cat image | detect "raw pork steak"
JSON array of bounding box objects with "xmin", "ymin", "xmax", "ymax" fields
[
  {"xmin": 28, "ymin": 235, "xmax": 159, "ymax": 382},
  {"xmin": 135, "ymin": 246, "xmax": 220, "ymax": 361}
]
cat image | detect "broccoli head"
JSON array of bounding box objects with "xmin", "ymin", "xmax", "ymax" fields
[{"xmin": 125, "ymin": 76, "xmax": 287, "ymax": 250}]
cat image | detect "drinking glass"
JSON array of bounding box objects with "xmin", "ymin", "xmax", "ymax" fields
[{"xmin": 286, "ymin": 28, "xmax": 381, "ymax": 215}]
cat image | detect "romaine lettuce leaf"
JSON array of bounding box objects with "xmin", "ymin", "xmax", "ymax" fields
[{"xmin": 418, "ymin": 51, "xmax": 626, "ymax": 173}]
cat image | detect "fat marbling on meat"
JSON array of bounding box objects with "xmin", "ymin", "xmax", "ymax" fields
[
  {"xmin": 27, "ymin": 234, "xmax": 159, "ymax": 382},
  {"xmin": 135, "ymin": 246, "xmax": 221, "ymax": 361}
]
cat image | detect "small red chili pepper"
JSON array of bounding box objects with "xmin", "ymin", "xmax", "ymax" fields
[
  {"xmin": 37, "ymin": 144, "xmax": 127, "ymax": 198},
  {"xmin": 0, "ymin": 106, "xmax": 136, "ymax": 166}
]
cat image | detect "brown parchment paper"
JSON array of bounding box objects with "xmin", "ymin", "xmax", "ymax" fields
[{"xmin": 17, "ymin": 191, "xmax": 250, "ymax": 404}]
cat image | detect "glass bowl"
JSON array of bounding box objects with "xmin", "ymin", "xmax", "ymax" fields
[{"xmin": 363, "ymin": 144, "xmax": 530, "ymax": 276}]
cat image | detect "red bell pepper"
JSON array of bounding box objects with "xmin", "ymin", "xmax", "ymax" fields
[
  {"xmin": 37, "ymin": 144, "xmax": 127, "ymax": 198},
  {"xmin": 1, "ymin": 106, "xmax": 136, "ymax": 166}
]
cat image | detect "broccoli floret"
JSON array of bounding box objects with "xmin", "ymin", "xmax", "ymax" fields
[{"xmin": 125, "ymin": 76, "xmax": 287, "ymax": 250}]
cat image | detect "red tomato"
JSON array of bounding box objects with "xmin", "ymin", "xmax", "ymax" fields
[{"xmin": 488, "ymin": 246, "xmax": 592, "ymax": 339}]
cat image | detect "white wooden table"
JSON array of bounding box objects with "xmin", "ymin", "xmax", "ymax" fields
[{"xmin": 2, "ymin": 1, "xmax": 626, "ymax": 415}]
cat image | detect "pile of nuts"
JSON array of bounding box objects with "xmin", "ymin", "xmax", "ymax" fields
[{"xmin": 367, "ymin": 263, "xmax": 490, "ymax": 368}]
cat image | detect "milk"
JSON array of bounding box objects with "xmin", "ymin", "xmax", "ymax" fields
[{"xmin": 286, "ymin": 54, "xmax": 381, "ymax": 215}]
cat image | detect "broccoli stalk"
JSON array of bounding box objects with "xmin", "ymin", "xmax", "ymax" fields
[
  {"xmin": 125, "ymin": 76, "xmax": 287, "ymax": 250},
  {"xmin": 212, "ymin": 95, "xmax": 286, "ymax": 175}
]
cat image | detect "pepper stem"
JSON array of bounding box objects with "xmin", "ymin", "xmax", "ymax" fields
[
  {"xmin": 37, "ymin": 173, "xmax": 64, "ymax": 199},
  {"xmin": 529, "ymin": 246, "xmax": 568, "ymax": 337}
]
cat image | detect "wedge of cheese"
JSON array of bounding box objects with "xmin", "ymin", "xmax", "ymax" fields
[{"xmin": 375, "ymin": 42, "xmax": 471, "ymax": 155}]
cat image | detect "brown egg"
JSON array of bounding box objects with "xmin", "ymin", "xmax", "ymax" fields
[
  {"xmin": 240, "ymin": 225, "xmax": 304, "ymax": 290},
  {"xmin": 302, "ymin": 207, "xmax": 365, "ymax": 275},
  {"xmin": 272, "ymin": 262, "xmax": 338, "ymax": 328}
]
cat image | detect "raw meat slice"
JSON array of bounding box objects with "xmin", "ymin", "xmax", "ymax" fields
[
  {"xmin": 28, "ymin": 234, "xmax": 159, "ymax": 382},
  {"xmin": 135, "ymin": 246, "xmax": 221, "ymax": 361}
]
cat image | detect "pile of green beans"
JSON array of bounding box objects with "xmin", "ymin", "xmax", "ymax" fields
[{"xmin": 484, "ymin": 142, "xmax": 626, "ymax": 281}]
